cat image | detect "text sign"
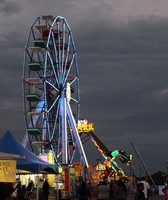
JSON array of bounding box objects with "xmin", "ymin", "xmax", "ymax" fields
[
  {"xmin": 96, "ymin": 164, "xmax": 106, "ymax": 171},
  {"xmin": 77, "ymin": 119, "xmax": 94, "ymax": 133},
  {"xmin": 0, "ymin": 160, "xmax": 16, "ymax": 182}
]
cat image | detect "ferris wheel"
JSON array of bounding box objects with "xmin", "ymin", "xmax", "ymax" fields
[{"xmin": 22, "ymin": 15, "xmax": 88, "ymax": 167}]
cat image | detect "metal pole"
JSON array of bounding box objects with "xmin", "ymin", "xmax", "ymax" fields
[
  {"xmin": 36, "ymin": 178, "xmax": 39, "ymax": 200},
  {"xmin": 56, "ymin": 175, "xmax": 59, "ymax": 200},
  {"xmin": 130, "ymin": 141, "xmax": 156, "ymax": 187},
  {"xmin": 130, "ymin": 162, "xmax": 132, "ymax": 177}
]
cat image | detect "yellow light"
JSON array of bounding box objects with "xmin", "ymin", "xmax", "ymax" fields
[
  {"xmin": 96, "ymin": 164, "xmax": 106, "ymax": 171},
  {"xmin": 48, "ymin": 150, "xmax": 54, "ymax": 164},
  {"xmin": 77, "ymin": 119, "xmax": 94, "ymax": 133},
  {"xmin": 58, "ymin": 167, "xmax": 63, "ymax": 174}
]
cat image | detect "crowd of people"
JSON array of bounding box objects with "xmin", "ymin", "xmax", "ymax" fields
[
  {"xmin": 0, "ymin": 178, "xmax": 50, "ymax": 200},
  {"xmin": 0, "ymin": 180, "xmax": 31, "ymax": 200},
  {"xmin": 1, "ymin": 176, "xmax": 168, "ymax": 200},
  {"xmin": 96, "ymin": 179, "xmax": 127, "ymax": 200},
  {"xmin": 77, "ymin": 177, "xmax": 151, "ymax": 200}
]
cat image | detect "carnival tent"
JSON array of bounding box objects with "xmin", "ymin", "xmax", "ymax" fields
[{"xmin": 0, "ymin": 130, "xmax": 58, "ymax": 174}]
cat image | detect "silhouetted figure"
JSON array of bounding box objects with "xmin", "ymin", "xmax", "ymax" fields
[
  {"xmin": 20, "ymin": 185, "xmax": 27, "ymax": 200},
  {"xmin": 25, "ymin": 179, "xmax": 34, "ymax": 199},
  {"xmin": 78, "ymin": 181, "xmax": 90, "ymax": 200},
  {"xmin": 15, "ymin": 181, "xmax": 22, "ymax": 200},
  {"xmin": 7, "ymin": 182, "xmax": 15, "ymax": 199},
  {"xmin": 27, "ymin": 179, "xmax": 34, "ymax": 192},
  {"xmin": 162, "ymin": 181, "xmax": 168, "ymax": 200},
  {"xmin": 109, "ymin": 180, "xmax": 115, "ymax": 200},
  {"xmin": 115, "ymin": 179, "xmax": 127, "ymax": 200},
  {"xmin": 135, "ymin": 183, "xmax": 145, "ymax": 200},
  {"xmin": 0, "ymin": 183, "xmax": 14, "ymax": 200},
  {"xmin": 97, "ymin": 180, "xmax": 109, "ymax": 200},
  {"xmin": 0, "ymin": 183, "xmax": 5, "ymax": 200},
  {"xmin": 42, "ymin": 179, "xmax": 50, "ymax": 200},
  {"xmin": 139, "ymin": 178, "xmax": 150, "ymax": 200}
]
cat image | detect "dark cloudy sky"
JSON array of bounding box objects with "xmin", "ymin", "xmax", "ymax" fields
[{"xmin": 0, "ymin": 0, "xmax": 168, "ymax": 176}]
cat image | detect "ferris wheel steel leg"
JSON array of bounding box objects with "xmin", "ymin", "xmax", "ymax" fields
[
  {"xmin": 60, "ymin": 95, "xmax": 68, "ymax": 164},
  {"xmin": 66, "ymin": 101, "xmax": 88, "ymax": 167},
  {"xmin": 130, "ymin": 142, "xmax": 156, "ymax": 187},
  {"xmin": 42, "ymin": 114, "xmax": 47, "ymax": 154},
  {"xmin": 66, "ymin": 102, "xmax": 93, "ymax": 185},
  {"xmin": 22, "ymin": 133, "xmax": 30, "ymax": 148}
]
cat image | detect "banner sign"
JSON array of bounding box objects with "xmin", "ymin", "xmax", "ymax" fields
[
  {"xmin": 77, "ymin": 119, "xmax": 94, "ymax": 133},
  {"xmin": 0, "ymin": 160, "xmax": 16, "ymax": 182},
  {"xmin": 96, "ymin": 164, "xmax": 106, "ymax": 171}
]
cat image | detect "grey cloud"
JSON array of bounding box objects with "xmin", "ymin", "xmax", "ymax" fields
[
  {"xmin": 0, "ymin": 1, "xmax": 20, "ymax": 14},
  {"xmin": 0, "ymin": 0, "xmax": 5, "ymax": 3},
  {"xmin": 77, "ymin": 17, "xmax": 168, "ymax": 173}
]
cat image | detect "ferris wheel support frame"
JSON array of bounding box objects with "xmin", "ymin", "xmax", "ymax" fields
[
  {"xmin": 60, "ymin": 92, "xmax": 68, "ymax": 164},
  {"xmin": 66, "ymin": 101, "xmax": 89, "ymax": 167}
]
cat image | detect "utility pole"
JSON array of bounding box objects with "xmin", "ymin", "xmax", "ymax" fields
[{"xmin": 130, "ymin": 142, "xmax": 156, "ymax": 187}]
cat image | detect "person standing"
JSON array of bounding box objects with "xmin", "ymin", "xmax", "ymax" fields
[
  {"xmin": 20, "ymin": 185, "xmax": 27, "ymax": 200},
  {"xmin": 109, "ymin": 180, "xmax": 115, "ymax": 200},
  {"xmin": 6, "ymin": 182, "xmax": 15, "ymax": 199},
  {"xmin": 16, "ymin": 181, "xmax": 22, "ymax": 200},
  {"xmin": 139, "ymin": 178, "xmax": 150, "ymax": 200},
  {"xmin": 77, "ymin": 181, "xmax": 90, "ymax": 200},
  {"xmin": 26, "ymin": 179, "xmax": 34, "ymax": 193},
  {"xmin": 135, "ymin": 183, "xmax": 145, "ymax": 200},
  {"xmin": 162, "ymin": 181, "xmax": 168, "ymax": 200},
  {"xmin": 42, "ymin": 179, "xmax": 51, "ymax": 200},
  {"xmin": 25, "ymin": 179, "xmax": 34, "ymax": 199},
  {"xmin": 115, "ymin": 179, "xmax": 127, "ymax": 200},
  {"xmin": 97, "ymin": 180, "xmax": 109, "ymax": 200}
]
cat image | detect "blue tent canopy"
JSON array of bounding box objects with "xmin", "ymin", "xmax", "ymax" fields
[{"xmin": 0, "ymin": 130, "xmax": 58, "ymax": 174}]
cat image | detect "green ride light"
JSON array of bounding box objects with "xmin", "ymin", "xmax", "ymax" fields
[
  {"xmin": 122, "ymin": 155, "xmax": 127, "ymax": 159},
  {"xmin": 111, "ymin": 149, "xmax": 119, "ymax": 157},
  {"xmin": 125, "ymin": 152, "xmax": 130, "ymax": 157},
  {"xmin": 120, "ymin": 157, "xmax": 125, "ymax": 163}
]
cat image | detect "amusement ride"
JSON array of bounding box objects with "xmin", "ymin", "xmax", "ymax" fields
[
  {"xmin": 22, "ymin": 15, "xmax": 88, "ymax": 168},
  {"xmin": 21, "ymin": 15, "xmax": 132, "ymax": 188}
]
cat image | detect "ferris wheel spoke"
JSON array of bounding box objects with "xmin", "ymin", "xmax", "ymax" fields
[
  {"xmin": 51, "ymin": 31, "xmax": 59, "ymax": 73},
  {"xmin": 70, "ymin": 97, "xmax": 78, "ymax": 103},
  {"xmin": 47, "ymin": 95, "xmax": 59, "ymax": 113},
  {"xmin": 63, "ymin": 54, "xmax": 75, "ymax": 86},
  {"xmin": 45, "ymin": 80, "xmax": 59, "ymax": 92},
  {"xmin": 56, "ymin": 22, "xmax": 61, "ymax": 73},
  {"xmin": 49, "ymin": 30, "xmax": 59, "ymax": 64},
  {"xmin": 61, "ymin": 21, "xmax": 66, "ymax": 72},
  {"xmin": 63, "ymin": 34, "xmax": 71, "ymax": 78},
  {"xmin": 70, "ymin": 31, "xmax": 77, "ymax": 54},
  {"xmin": 46, "ymin": 52, "xmax": 59, "ymax": 84},
  {"xmin": 50, "ymin": 103, "xmax": 60, "ymax": 140},
  {"xmin": 69, "ymin": 76, "xmax": 77, "ymax": 86}
]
